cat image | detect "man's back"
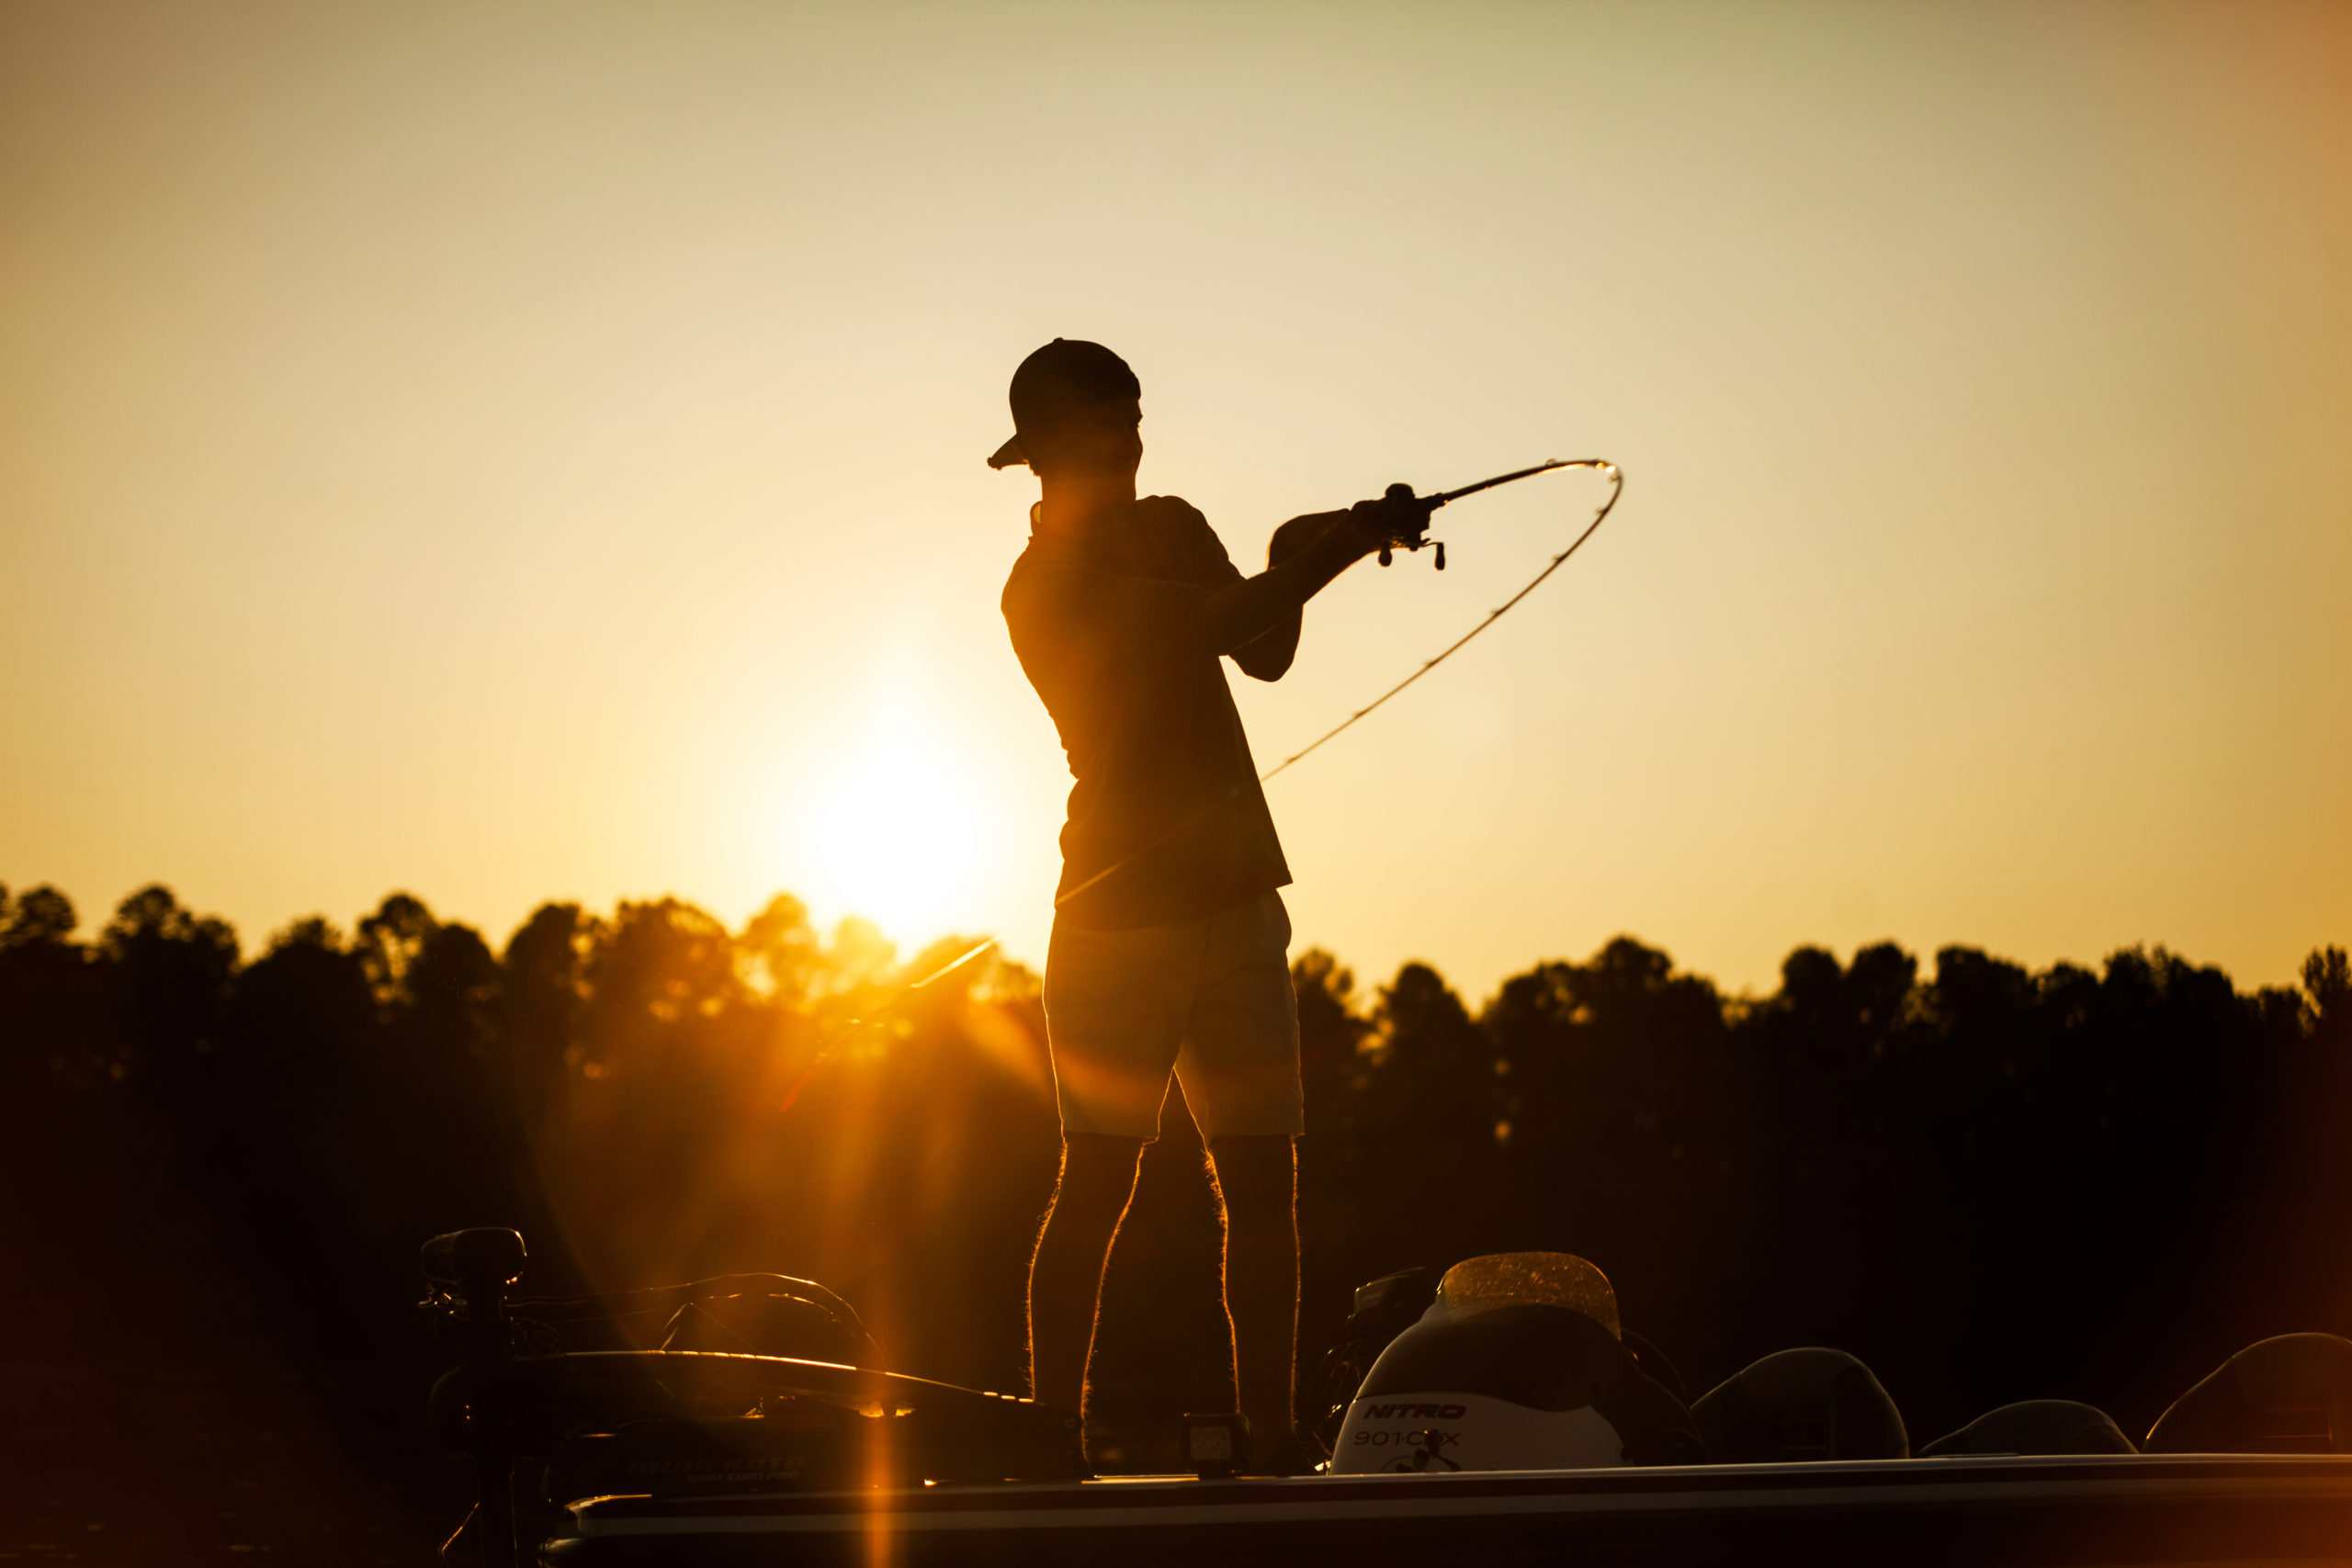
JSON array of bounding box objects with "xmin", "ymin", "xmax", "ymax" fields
[{"xmin": 1002, "ymin": 494, "xmax": 1290, "ymax": 930}]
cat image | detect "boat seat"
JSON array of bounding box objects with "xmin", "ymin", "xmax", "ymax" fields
[
  {"xmin": 1331, "ymin": 1254, "xmax": 1706, "ymax": 1472},
  {"xmin": 2144, "ymin": 1334, "xmax": 2352, "ymax": 1454},
  {"xmin": 1921, "ymin": 1399, "xmax": 2136, "ymax": 1457},
  {"xmin": 1691, "ymin": 1348, "xmax": 1908, "ymax": 1462}
]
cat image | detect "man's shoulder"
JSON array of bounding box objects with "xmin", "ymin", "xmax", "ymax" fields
[
  {"xmin": 1127, "ymin": 495, "xmax": 1235, "ymax": 579},
  {"xmin": 1004, "ymin": 535, "xmax": 1090, "ymax": 584},
  {"xmin": 1002, "ymin": 539, "xmax": 1098, "ymax": 632},
  {"xmin": 1127, "ymin": 493, "xmax": 1212, "ymax": 536}
]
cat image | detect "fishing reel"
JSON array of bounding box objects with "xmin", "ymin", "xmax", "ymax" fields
[
  {"xmin": 1371, "ymin": 459, "xmax": 1592, "ymax": 569},
  {"xmin": 1375, "ymin": 482, "xmax": 1444, "ymax": 570}
]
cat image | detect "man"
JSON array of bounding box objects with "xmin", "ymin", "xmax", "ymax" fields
[{"xmin": 994, "ymin": 338, "xmax": 1405, "ymax": 1473}]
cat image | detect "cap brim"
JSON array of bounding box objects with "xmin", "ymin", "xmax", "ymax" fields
[{"xmin": 986, "ymin": 434, "xmax": 1029, "ymax": 470}]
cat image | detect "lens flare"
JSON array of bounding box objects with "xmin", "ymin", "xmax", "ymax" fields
[{"xmin": 803, "ymin": 703, "xmax": 984, "ymax": 944}]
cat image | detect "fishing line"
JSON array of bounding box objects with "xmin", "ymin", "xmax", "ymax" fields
[
  {"xmin": 1259, "ymin": 458, "xmax": 1623, "ymax": 783},
  {"xmin": 775, "ymin": 938, "xmax": 1000, "ymax": 1111},
  {"xmin": 1054, "ymin": 457, "xmax": 1625, "ymax": 909}
]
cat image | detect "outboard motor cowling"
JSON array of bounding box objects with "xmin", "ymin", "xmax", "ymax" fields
[
  {"xmin": 1922, "ymin": 1399, "xmax": 2135, "ymax": 1457},
  {"xmin": 2145, "ymin": 1334, "xmax": 2352, "ymax": 1454},
  {"xmin": 1331, "ymin": 1254, "xmax": 1704, "ymax": 1472},
  {"xmin": 1691, "ymin": 1348, "xmax": 1909, "ymax": 1462}
]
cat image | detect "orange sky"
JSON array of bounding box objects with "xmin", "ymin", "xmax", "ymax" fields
[{"xmin": 4, "ymin": 1, "xmax": 2346, "ymax": 1001}]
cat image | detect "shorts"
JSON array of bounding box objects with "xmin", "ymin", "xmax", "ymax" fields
[{"xmin": 1042, "ymin": 888, "xmax": 1303, "ymax": 1145}]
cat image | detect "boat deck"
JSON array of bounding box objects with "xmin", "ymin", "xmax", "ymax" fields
[{"xmin": 548, "ymin": 1452, "xmax": 2352, "ymax": 1565}]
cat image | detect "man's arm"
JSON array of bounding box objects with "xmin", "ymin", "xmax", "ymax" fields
[
  {"xmin": 1204, "ymin": 502, "xmax": 1389, "ymax": 662},
  {"xmin": 1227, "ymin": 512, "xmax": 1349, "ymax": 680}
]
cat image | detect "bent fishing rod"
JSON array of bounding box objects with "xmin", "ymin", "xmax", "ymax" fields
[
  {"xmin": 775, "ymin": 936, "xmax": 1001, "ymax": 1112},
  {"xmin": 1056, "ymin": 456, "xmax": 1625, "ymax": 909}
]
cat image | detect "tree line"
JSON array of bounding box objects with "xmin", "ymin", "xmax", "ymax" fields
[{"xmin": 2, "ymin": 877, "xmax": 2347, "ymax": 1459}]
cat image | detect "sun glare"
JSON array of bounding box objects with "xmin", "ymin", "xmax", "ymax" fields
[{"xmin": 801, "ymin": 705, "xmax": 986, "ymax": 946}]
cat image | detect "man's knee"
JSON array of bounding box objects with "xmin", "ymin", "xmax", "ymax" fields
[
  {"xmin": 1051, "ymin": 1134, "xmax": 1146, "ymax": 1224},
  {"xmin": 1208, "ymin": 1134, "xmax": 1295, "ymax": 1220}
]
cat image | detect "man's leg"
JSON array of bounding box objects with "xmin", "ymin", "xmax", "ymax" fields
[
  {"xmin": 1206, "ymin": 1133, "xmax": 1298, "ymax": 1451},
  {"xmin": 1028, "ymin": 1132, "xmax": 1147, "ymax": 1423}
]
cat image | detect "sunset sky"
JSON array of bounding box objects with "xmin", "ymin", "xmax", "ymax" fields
[{"xmin": 5, "ymin": 1, "xmax": 2346, "ymax": 1002}]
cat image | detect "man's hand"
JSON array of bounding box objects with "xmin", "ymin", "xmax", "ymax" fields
[
  {"xmin": 1267, "ymin": 510, "xmax": 1353, "ymax": 567},
  {"xmin": 1349, "ymin": 498, "xmax": 1407, "ymax": 557},
  {"xmin": 1348, "ymin": 488, "xmax": 1433, "ymax": 557},
  {"xmin": 1269, "ymin": 498, "xmax": 1409, "ymax": 570}
]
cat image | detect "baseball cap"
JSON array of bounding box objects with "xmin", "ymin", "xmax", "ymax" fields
[{"xmin": 987, "ymin": 338, "xmax": 1141, "ymax": 469}]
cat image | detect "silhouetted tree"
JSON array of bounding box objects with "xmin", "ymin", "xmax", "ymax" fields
[
  {"xmin": 501, "ymin": 902, "xmax": 594, "ymax": 1117},
  {"xmin": 0, "ymin": 885, "xmax": 101, "ymax": 1089},
  {"xmin": 97, "ymin": 884, "xmax": 238, "ymax": 1092}
]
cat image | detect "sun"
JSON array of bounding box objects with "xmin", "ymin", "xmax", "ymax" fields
[{"xmin": 801, "ymin": 705, "xmax": 985, "ymax": 945}]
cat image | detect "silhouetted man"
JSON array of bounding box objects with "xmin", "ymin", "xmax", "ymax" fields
[{"xmin": 994, "ymin": 338, "xmax": 1401, "ymax": 1472}]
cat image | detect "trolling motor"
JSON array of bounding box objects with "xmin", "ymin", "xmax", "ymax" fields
[
  {"xmin": 1372, "ymin": 458, "xmax": 1582, "ymax": 570},
  {"xmin": 418, "ymin": 1226, "xmax": 1087, "ymax": 1565},
  {"xmin": 423, "ymin": 1228, "xmax": 533, "ymax": 1567}
]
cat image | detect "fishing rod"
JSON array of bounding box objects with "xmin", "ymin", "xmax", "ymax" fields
[
  {"xmin": 859, "ymin": 937, "xmax": 1000, "ymax": 1014},
  {"xmin": 1260, "ymin": 457, "xmax": 1623, "ymax": 781},
  {"xmin": 1363, "ymin": 457, "xmax": 1587, "ymax": 570},
  {"xmin": 775, "ymin": 938, "xmax": 1000, "ymax": 1112},
  {"xmin": 1056, "ymin": 456, "xmax": 1625, "ymax": 908}
]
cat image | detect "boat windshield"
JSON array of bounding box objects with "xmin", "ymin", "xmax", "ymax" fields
[{"xmin": 1435, "ymin": 1252, "xmax": 1621, "ymax": 1338}]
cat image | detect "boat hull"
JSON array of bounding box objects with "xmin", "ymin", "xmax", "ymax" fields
[{"xmin": 548, "ymin": 1453, "xmax": 2352, "ymax": 1566}]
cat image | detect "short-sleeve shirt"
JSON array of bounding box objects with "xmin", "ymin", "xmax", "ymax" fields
[{"xmin": 1002, "ymin": 495, "xmax": 1292, "ymax": 930}]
